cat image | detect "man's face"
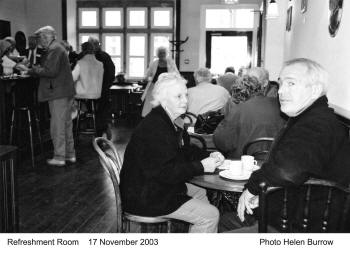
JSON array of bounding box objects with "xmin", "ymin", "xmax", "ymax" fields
[
  {"xmin": 278, "ymin": 64, "xmax": 317, "ymax": 117},
  {"xmin": 38, "ymin": 34, "xmax": 50, "ymax": 49}
]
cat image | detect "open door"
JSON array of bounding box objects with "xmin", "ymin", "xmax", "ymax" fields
[{"xmin": 206, "ymin": 31, "xmax": 253, "ymax": 74}]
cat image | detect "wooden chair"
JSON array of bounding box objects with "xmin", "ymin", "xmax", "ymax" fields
[
  {"xmin": 242, "ymin": 137, "xmax": 274, "ymax": 161},
  {"xmin": 258, "ymin": 178, "xmax": 350, "ymax": 233},
  {"xmin": 92, "ymin": 137, "xmax": 172, "ymax": 233}
]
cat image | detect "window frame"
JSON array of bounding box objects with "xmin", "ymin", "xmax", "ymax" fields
[
  {"xmin": 126, "ymin": 33, "xmax": 147, "ymax": 79},
  {"xmin": 102, "ymin": 33, "xmax": 123, "ymax": 73},
  {"xmin": 127, "ymin": 7, "xmax": 148, "ymax": 28},
  {"xmin": 78, "ymin": 8, "xmax": 99, "ymax": 28},
  {"xmin": 102, "ymin": 8, "xmax": 123, "ymax": 28},
  {"xmin": 151, "ymin": 7, "xmax": 173, "ymax": 29}
]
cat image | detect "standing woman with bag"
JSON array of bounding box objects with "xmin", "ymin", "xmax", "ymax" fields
[{"xmin": 141, "ymin": 46, "xmax": 179, "ymax": 117}]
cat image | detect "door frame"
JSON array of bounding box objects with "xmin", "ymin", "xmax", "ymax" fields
[{"xmin": 205, "ymin": 30, "xmax": 253, "ymax": 69}]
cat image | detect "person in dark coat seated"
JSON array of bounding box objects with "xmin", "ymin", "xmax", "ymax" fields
[
  {"xmin": 237, "ymin": 58, "xmax": 350, "ymax": 232},
  {"xmin": 120, "ymin": 73, "xmax": 225, "ymax": 233},
  {"xmin": 214, "ymin": 75, "xmax": 285, "ymax": 159}
]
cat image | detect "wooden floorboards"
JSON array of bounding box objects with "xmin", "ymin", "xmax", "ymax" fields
[
  {"xmin": 17, "ymin": 121, "xmax": 131, "ymax": 233},
  {"xmin": 16, "ymin": 120, "xmax": 239, "ymax": 233}
]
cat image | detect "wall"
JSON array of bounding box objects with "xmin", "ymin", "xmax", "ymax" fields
[
  {"xmin": 263, "ymin": 0, "xmax": 288, "ymax": 80},
  {"xmin": 25, "ymin": 0, "xmax": 62, "ymax": 39},
  {"xmin": 282, "ymin": 0, "xmax": 350, "ymax": 118},
  {"xmin": 0, "ymin": 0, "xmax": 28, "ymax": 36}
]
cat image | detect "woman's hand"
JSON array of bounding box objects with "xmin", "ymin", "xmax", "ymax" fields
[
  {"xmin": 209, "ymin": 151, "xmax": 225, "ymax": 165},
  {"xmin": 201, "ymin": 157, "xmax": 221, "ymax": 173}
]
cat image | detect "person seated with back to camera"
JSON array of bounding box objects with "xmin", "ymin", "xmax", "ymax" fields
[
  {"xmin": 119, "ymin": 72, "xmax": 225, "ymax": 233},
  {"xmin": 213, "ymin": 74, "xmax": 285, "ymax": 159},
  {"xmin": 247, "ymin": 67, "xmax": 278, "ymax": 98},
  {"xmin": 235, "ymin": 58, "xmax": 350, "ymax": 232},
  {"xmin": 187, "ymin": 67, "xmax": 230, "ymax": 124}
]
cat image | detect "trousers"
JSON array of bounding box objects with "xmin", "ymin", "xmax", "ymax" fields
[
  {"xmin": 48, "ymin": 97, "xmax": 75, "ymax": 160},
  {"xmin": 165, "ymin": 183, "xmax": 220, "ymax": 233}
]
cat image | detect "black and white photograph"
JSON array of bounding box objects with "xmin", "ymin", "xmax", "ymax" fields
[{"xmin": 0, "ymin": 0, "xmax": 350, "ymax": 254}]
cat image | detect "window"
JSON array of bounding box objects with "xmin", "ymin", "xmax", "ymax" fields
[
  {"xmin": 205, "ymin": 8, "xmax": 254, "ymax": 29},
  {"xmin": 103, "ymin": 8, "xmax": 123, "ymax": 28},
  {"xmin": 127, "ymin": 34, "xmax": 147, "ymax": 78},
  {"xmin": 77, "ymin": 4, "xmax": 175, "ymax": 79},
  {"xmin": 103, "ymin": 34, "xmax": 123, "ymax": 73},
  {"xmin": 151, "ymin": 8, "xmax": 173, "ymax": 28},
  {"xmin": 79, "ymin": 8, "xmax": 99, "ymax": 28},
  {"xmin": 127, "ymin": 8, "xmax": 147, "ymax": 28}
]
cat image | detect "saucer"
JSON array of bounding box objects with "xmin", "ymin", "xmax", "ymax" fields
[{"xmin": 219, "ymin": 170, "xmax": 251, "ymax": 181}]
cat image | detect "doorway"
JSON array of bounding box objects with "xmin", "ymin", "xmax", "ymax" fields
[{"xmin": 206, "ymin": 31, "xmax": 253, "ymax": 75}]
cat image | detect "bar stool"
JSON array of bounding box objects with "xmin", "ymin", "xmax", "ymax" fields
[
  {"xmin": 9, "ymin": 78, "xmax": 43, "ymax": 168},
  {"xmin": 75, "ymin": 98, "xmax": 97, "ymax": 142}
]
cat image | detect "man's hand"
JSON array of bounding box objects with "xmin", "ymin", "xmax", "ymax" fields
[
  {"xmin": 209, "ymin": 151, "xmax": 225, "ymax": 165},
  {"xmin": 237, "ymin": 189, "xmax": 258, "ymax": 222}
]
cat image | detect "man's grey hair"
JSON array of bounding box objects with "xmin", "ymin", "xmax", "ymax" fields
[
  {"xmin": 283, "ymin": 58, "xmax": 329, "ymax": 95},
  {"xmin": 194, "ymin": 67, "xmax": 212, "ymax": 83},
  {"xmin": 247, "ymin": 67, "xmax": 269, "ymax": 88},
  {"xmin": 34, "ymin": 26, "xmax": 56, "ymax": 39},
  {"xmin": 151, "ymin": 72, "xmax": 187, "ymax": 108},
  {"xmin": 88, "ymin": 36, "xmax": 100, "ymax": 51}
]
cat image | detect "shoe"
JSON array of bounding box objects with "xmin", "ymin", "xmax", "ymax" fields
[
  {"xmin": 65, "ymin": 157, "xmax": 76, "ymax": 163},
  {"xmin": 47, "ymin": 158, "xmax": 66, "ymax": 166}
]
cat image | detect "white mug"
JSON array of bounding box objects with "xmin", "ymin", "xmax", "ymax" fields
[{"xmin": 241, "ymin": 155, "xmax": 257, "ymax": 172}]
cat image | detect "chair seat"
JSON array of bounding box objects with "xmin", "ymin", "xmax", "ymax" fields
[{"xmin": 124, "ymin": 212, "xmax": 170, "ymax": 224}]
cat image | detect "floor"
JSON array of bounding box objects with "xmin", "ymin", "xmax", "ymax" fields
[{"xmin": 16, "ymin": 118, "xmax": 242, "ymax": 233}]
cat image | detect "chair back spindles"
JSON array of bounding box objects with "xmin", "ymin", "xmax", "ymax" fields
[
  {"xmin": 258, "ymin": 178, "xmax": 350, "ymax": 233},
  {"xmin": 280, "ymin": 189, "xmax": 289, "ymax": 232},
  {"xmin": 258, "ymin": 182, "xmax": 269, "ymax": 233},
  {"xmin": 301, "ymin": 185, "xmax": 312, "ymax": 232},
  {"xmin": 320, "ymin": 187, "xmax": 333, "ymax": 232}
]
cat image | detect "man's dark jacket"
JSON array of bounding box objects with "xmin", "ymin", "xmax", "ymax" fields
[
  {"xmin": 120, "ymin": 106, "xmax": 208, "ymax": 216},
  {"xmin": 246, "ymin": 96, "xmax": 350, "ymax": 195},
  {"xmin": 95, "ymin": 50, "xmax": 115, "ymax": 95}
]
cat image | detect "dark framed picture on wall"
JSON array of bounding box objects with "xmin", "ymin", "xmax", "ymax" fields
[
  {"xmin": 286, "ymin": 6, "xmax": 293, "ymax": 31},
  {"xmin": 301, "ymin": 0, "xmax": 308, "ymax": 13}
]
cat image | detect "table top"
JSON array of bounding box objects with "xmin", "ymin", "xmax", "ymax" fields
[
  {"xmin": 190, "ymin": 170, "xmax": 247, "ymax": 193},
  {"xmin": 110, "ymin": 84, "xmax": 142, "ymax": 90}
]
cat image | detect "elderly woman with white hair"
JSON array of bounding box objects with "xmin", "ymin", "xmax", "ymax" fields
[
  {"xmin": 141, "ymin": 46, "xmax": 179, "ymax": 117},
  {"xmin": 120, "ymin": 73, "xmax": 225, "ymax": 233}
]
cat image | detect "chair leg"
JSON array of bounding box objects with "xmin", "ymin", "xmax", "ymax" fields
[
  {"xmin": 9, "ymin": 109, "xmax": 15, "ymax": 144},
  {"xmin": 91, "ymin": 100, "xmax": 97, "ymax": 136},
  {"xmin": 27, "ymin": 109, "xmax": 35, "ymax": 168},
  {"xmin": 75, "ymin": 100, "xmax": 81, "ymax": 144},
  {"xmin": 34, "ymin": 110, "xmax": 43, "ymax": 154}
]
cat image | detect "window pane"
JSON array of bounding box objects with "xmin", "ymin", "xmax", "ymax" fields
[
  {"xmin": 81, "ymin": 10, "xmax": 97, "ymax": 27},
  {"xmin": 235, "ymin": 9, "xmax": 254, "ymax": 28},
  {"xmin": 153, "ymin": 35, "xmax": 171, "ymax": 57},
  {"xmin": 206, "ymin": 9, "xmax": 232, "ymax": 28},
  {"xmin": 105, "ymin": 35, "xmax": 121, "ymax": 55},
  {"xmin": 129, "ymin": 10, "xmax": 146, "ymax": 27},
  {"xmin": 129, "ymin": 36, "xmax": 145, "ymax": 56},
  {"xmin": 105, "ymin": 10, "xmax": 122, "ymax": 27},
  {"xmin": 129, "ymin": 57, "xmax": 145, "ymax": 77},
  {"xmin": 205, "ymin": 9, "xmax": 254, "ymax": 29},
  {"xmin": 153, "ymin": 10, "xmax": 170, "ymax": 27},
  {"xmin": 112, "ymin": 57, "xmax": 121, "ymax": 73}
]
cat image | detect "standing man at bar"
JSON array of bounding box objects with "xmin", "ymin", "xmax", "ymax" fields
[{"xmin": 29, "ymin": 26, "xmax": 76, "ymax": 166}]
